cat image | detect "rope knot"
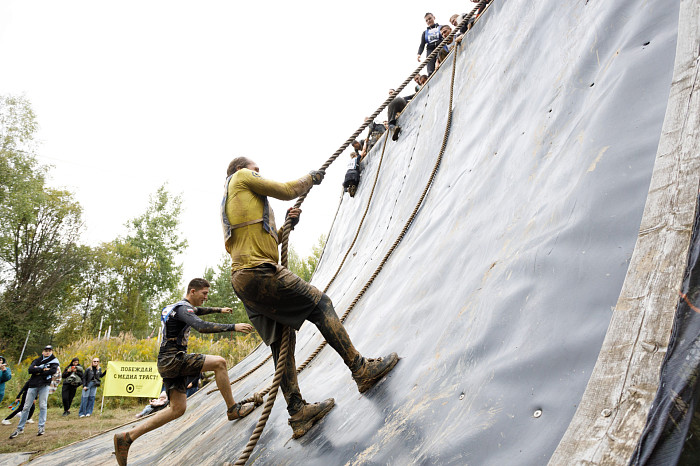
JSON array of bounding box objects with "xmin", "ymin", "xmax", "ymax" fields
[{"xmin": 252, "ymin": 392, "xmax": 265, "ymax": 405}]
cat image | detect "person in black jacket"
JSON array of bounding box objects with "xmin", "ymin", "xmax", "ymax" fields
[
  {"xmin": 79, "ymin": 357, "xmax": 105, "ymax": 418},
  {"xmin": 2, "ymin": 381, "xmax": 35, "ymax": 425},
  {"xmin": 9, "ymin": 345, "xmax": 59, "ymax": 438},
  {"xmin": 61, "ymin": 357, "xmax": 84, "ymax": 416},
  {"xmin": 113, "ymin": 278, "xmax": 255, "ymax": 466},
  {"xmin": 417, "ymin": 12, "xmax": 443, "ymax": 75}
]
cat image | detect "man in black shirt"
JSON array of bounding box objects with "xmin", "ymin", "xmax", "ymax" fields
[
  {"xmin": 9, "ymin": 345, "xmax": 59, "ymax": 438},
  {"xmin": 114, "ymin": 278, "xmax": 254, "ymax": 466}
]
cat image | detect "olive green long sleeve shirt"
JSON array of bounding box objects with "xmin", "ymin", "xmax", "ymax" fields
[{"xmin": 224, "ymin": 169, "xmax": 312, "ymax": 271}]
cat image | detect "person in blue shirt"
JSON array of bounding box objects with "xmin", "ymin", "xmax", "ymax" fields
[{"xmin": 0, "ymin": 356, "xmax": 11, "ymax": 404}]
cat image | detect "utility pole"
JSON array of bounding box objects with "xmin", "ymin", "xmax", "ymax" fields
[
  {"xmin": 98, "ymin": 315, "xmax": 104, "ymax": 339},
  {"xmin": 18, "ymin": 330, "xmax": 30, "ymax": 364}
]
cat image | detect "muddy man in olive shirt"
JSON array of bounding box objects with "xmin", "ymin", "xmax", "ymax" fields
[{"xmin": 222, "ymin": 156, "xmax": 399, "ymax": 439}]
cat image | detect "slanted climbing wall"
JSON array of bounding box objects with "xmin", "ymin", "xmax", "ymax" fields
[{"xmin": 33, "ymin": 0, "xmax": 694, "ymax": 464}]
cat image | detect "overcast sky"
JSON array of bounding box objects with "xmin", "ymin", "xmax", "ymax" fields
[{"xmin": 0, "ymin": 1, "xmax": 473, "ymax": 287}]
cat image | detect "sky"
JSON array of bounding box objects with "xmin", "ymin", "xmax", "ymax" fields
[{"xmin": 0, "ymin": 1, "xmax": 474, "ymax": 288}]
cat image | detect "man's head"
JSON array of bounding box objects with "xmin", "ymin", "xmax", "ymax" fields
[
  {"xmin": 186, "ymin": 277, "xmax": 211, "ymax": 307},
  {"xmin": 227, "ymin": 157, "xmax": 259, "ymax": 177},
  {"xmin": 42, "ymin": 345, "xmax": 53, "ymax": 358},
  {"xmin": 424, "ymin": 13, "xmax": 435, "ymax": 27},
  {"xmin": 419, "ymin": 75, "xmax": 429, "ymax": 85},
  {"xmin": 352, "ymin": 140, "xmax": 361, "ymax": 151},
  {"xmin": 440, "ymin": 24, "xmax": 452, "ymax": 39},
  {"xmin": 450, "ymin": 14, "xmax": 461, "ymax": 27}
]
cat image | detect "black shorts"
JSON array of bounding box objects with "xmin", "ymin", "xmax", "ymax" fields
[{"xmin": 157, "ymin": 351, "xmax": 206, "ymax": 394}]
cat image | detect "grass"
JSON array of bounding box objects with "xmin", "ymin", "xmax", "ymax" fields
[
  {"xmin": 0, "ymin": 332, "xmax": 262, "ymax": 459},
  {"xmin": 0, "ymin": 406, "xmax": 137, "ymax": 458}
]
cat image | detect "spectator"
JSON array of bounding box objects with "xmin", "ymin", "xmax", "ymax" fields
[
  {"xmin": 0, "ymin": 356, "xmax": 11, "ymax": 404},
  {"xmin": 2, "ymin": 381, "xmax": 35, "ymax": 425},
  {"xmin": 413, "ymin": 74, "xmax": 429, "ymax": 93},
  {"xmin": 450, "ymin": 13, "xmax": 474, "ymax": 35},
  {"xmin": 351, "ymin": 140, "xmax": 363, "ymax": 156},
  {"xmin": 9, "ymin": 345, "xmax": 60, "ymax": 438},
  {"xmin": 186, "ymin": 373, "xmax": 201, "ymax": 397},
  {"xmin": 413, "ymin": 74, "xmax": 423, "ymax": 91},
  {"xmin": 436, "ymin": 25, "xmax": 460, "ymax": 69},
  {"xmin": 61, "ymin": 357, "xmax": 84, "ymax": 416},
  {"xmin": 79, "ymin": 356, "xmax": 106, "ymax": 418},
  {"xmin": 135, "ymin": 391, "xmax": 169, "ymax": 419},
  {"xmin": 342, "ymin": 151, "xmax": 362, "ymax": 197},
  {"xmin": 417, "ymin": 12, "xmax": 443, "ymax": 75}
]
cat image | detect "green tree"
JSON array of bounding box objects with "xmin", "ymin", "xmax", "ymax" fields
[
  {"xmin": 287, "ymin": 235, "xmax": 326, "ymax": 282},
  {"xmin": 0, "ymin": 95, "xmax": 88, "ymax": 354},
  {"xmin": 88, "ymin": 186, "xmax": 187, "ymax": 337},
  {"xmin": 202, "ymin": 254, "xmax": 246, "ymax": 321}
]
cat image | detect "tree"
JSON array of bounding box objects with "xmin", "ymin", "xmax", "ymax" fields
[
  {"xmin": 84, "ymin": 186, "xmax": 187, "ymax": 337},
  {"xmin": 0, "ymin": 95, "xmax": 88, "ymax": 354},
  {"xmin": 198, "ymin": 254, "xmax": 249, "ymax": 337},
  {"xmin": 287, "ymin": 235, "xmax": 326, "ymax": 282}
]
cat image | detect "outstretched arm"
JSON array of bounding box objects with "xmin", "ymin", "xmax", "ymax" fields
[
  {"xmin": 174, "ymin": 307, "xmax": 253, "ymax": 334},
  {"xmin": 241, "ymin": 169, "xmax": 313, "ymax": 201},
  {"xmin": 195, "ymin": 307, "xmax": 222, "ymax": 316}
]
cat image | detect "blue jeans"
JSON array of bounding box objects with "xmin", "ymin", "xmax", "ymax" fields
[
  {"xmin": 79, "ymin": 382, "xmax": 97, "ymax": 416},
  {"xmin": 17, "ymin": 385, "xmax": 48, "ymax": 430}
]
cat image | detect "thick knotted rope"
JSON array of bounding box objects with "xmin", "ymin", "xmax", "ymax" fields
[{"xmin": 232, "ymin": 3, "xmax": 485, "ymax": 464}]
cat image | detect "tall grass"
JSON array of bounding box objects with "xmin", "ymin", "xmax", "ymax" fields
[{"xmin": 2, "ymin": 332, "xmax": 260, "ymax": 410}]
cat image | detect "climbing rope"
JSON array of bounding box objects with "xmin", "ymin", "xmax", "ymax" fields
[
  {"xmin": 28, "ymin": 4, "xmax": 489, "ymax": 466},
  {"xmin": 232, "ymin": 4, "xmax": 484, "ymax": 464},
  {"xmin": 322, "ymin": 132, "xmax": 392, "ymax": 292},
  {"xmin": 211, "ymin": 0, "xmax": 490, "ymax": 397},
  {"xmin": 209, "ymin": 131, "xmax": 393, "ymax": 397},
  {"xmin": 232, "ymin": 326, "xmax": 291, "ymax": 465}
]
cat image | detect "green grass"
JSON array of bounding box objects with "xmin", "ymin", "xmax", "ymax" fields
[{"xmin": 0, "ymin": 332, "xmax": 261, "ymax": 459}]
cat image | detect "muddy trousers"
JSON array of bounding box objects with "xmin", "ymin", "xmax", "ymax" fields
[{"xmin": 271, "ymin": 294, "xmax": 361, "ymax": 416}]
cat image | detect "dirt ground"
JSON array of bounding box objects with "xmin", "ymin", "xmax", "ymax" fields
[{"xmin": 0, "ymin": 406, "xmax": 137, "ymax": 460}]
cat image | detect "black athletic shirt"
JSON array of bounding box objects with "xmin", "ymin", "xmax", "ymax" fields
[{"xmin": 160, "ymin": 300, "xmax": 237, "ymax": 353}]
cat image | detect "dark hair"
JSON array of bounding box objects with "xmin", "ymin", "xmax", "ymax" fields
[
  {"xmin": 227, "ymin": 157, "xmax": 250, "ymax": 177},
  {"xmin": 71, "ymin": 357, "xmax": 79, "ymax": 364},
  {"xmin": 187, "ymin": 278, "xmax": 210, "ymax": 293},
  {"xmin": 0, "ymin": 356, "xmax": 5, "ymax": 364},
  {"xmin": 424, "ymin": 12, "xmax": 433, "ymax": 18}
]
